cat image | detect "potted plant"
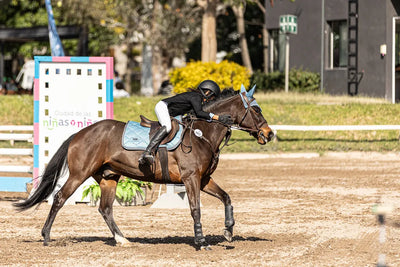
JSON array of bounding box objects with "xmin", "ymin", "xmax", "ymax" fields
[
  {"xmin": 116, "ymin": 178, "xmax": 152, "ymax": 206},
  {"xmin": 82, "ymin": 178, "xmax": 153, "ymax": 206},
  {"xmin": 81, "ymin": 182, "xmax": 101, "ymax": 206}
]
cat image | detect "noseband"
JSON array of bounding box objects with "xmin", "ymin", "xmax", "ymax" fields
[{"xmin": 236, "ymin": 93, "xmax": 266, "ymax": 139}]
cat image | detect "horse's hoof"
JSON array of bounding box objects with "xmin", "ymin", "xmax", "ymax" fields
[
  {"xmin": 115, "ymin": 234, "xmax": 131, "ymax": 247},
  {"xmin": 200, "ymin": 245, "xmax": 212, "ymax": 251},
  {"xmin": 224, "ymin": 228, "xmax": 233, "ymax": 242},
  {"xmin": 43, "ymin": 237, "xmax": 50, "ymax": 246}
]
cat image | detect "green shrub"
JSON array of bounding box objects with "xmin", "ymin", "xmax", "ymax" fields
[
  {"xmin": 169, "ymin": 60, "xmax": 250, "ymax": 93},
  {"xmin": 289, "ymin": 68, "xmax": 321, "ymax": 93},
  {"xmin": 250, "ymin": 68, "xmax": 320, "ymax": 93}
]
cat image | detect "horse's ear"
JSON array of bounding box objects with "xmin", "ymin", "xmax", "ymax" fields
[
  {"xmin": 240, "ymin": 84, "xmax": 246, "ymax": 94},
  {"xmin": 246, "ymin": 84, "xmax": 256, "ymax": 99}
]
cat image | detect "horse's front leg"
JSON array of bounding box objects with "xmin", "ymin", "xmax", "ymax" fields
[
  {"xmin": 201, "ymin": 176, "xmax": 235, "ymax": 242},
  {"xmin": 183, "ymin": 175, "xmax": 211, "ymax": 250}
]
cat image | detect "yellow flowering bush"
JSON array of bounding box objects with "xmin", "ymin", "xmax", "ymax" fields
[{"xmin": 169, "ymin": 60, "xmax": 250, "ymax": 93}]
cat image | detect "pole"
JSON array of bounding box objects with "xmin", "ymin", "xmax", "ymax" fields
[
  {"xmin": 0, "ymin": 41, "xmax": 3, "ymax": 86},
  {"xmin": 320, "ymin": 0, "xmax": 325, "ymax": 92},
  {"xmin": 373, "ymin": 203, "xmax": 392, "ymax": 267},
  {"xmin": 377, "ymin": 214, "xmax": 387, "ymax": 267},
  {"xmin": 284, "ymin": 34, "xmax": 289, "ymax": 93}
]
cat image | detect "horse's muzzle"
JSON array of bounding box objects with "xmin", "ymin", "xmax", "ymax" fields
[{"xmin": 256, "ymin": 126, "xmax": 274, "ymax": 144}]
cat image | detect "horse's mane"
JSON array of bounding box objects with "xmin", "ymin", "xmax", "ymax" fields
[{"xmin": 202, "ymin": 88, "xmax": 239, "ymax": 111}]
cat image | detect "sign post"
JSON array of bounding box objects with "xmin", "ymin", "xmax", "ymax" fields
[
  {"xmin": 33, "ymin": 56, "xmax": 114, "ymax": 204},
  {"xmin": 279, "ymin": 15, "xmax": 298, "ymax": 93}
]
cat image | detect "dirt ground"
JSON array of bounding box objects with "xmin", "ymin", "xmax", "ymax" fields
[{"xmin": 1, "ymin": 152, "xmax": 400, "ymax": 266}]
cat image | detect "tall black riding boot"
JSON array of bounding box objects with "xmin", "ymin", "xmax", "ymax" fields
[{"xmin": 138, "ymin": 126, "xmax": 168, "ymax": 165}]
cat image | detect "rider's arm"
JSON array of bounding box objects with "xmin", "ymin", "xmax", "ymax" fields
[{"xmin": 190, "ymin": 96, "xmax": 214, "ymax": 121}]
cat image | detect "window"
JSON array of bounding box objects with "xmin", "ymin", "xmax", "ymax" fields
[
  {"xmin": 269, "ymin": 29, "xmax": 286, "ymax": 72},
  {"xmin": 328, "ymin": 20, "xmax": 347, "ymax": 68},
  {"xmin": 395, "ymin": 27, "xmax": 400, "ymax": 70}
]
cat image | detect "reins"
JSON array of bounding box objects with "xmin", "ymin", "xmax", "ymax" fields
[
  {"xmin": 179, "ymin": 116, "xmax": 232, "ymax": 155},
  {"xmin": 178, "ymin": 116, "xmax": 232, "ymax": 175},
  {"xmin": 176, "ymin": 91, "xmax": 264, "ymax": 174}
]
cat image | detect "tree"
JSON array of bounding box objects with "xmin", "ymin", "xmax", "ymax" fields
[
  {"xmin": 150, "ymin": 1, "xmax": 202, "ymax": 93},
  {"xmin": 253, "ymin": 0, "xmax": 269, "ymax": 73},
  {"xmin": 253, "ymin": 0, "xmax": 294, "ymax": 73},
  {"xmin": 0, "ymin": 0, "xmax": 48, "ymax": 59},
  {"xmin": 98, "ymin": 0, "xmax": 201, "ymax": 95},
  {"xmin": 230, "ymin": 0, "xmax": 253, "ymax": 74},
  {"xmin": 197, "ymin": 0, "xmax": 219, "ymax": 62},
  {"xmin": 57, "ymin": 0, "xmax": 118, "ymax": 56}
]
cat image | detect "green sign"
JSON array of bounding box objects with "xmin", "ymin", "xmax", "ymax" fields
[{"xmin": 279, "ymin": 15, "xmax": 298, "ymax": 34}]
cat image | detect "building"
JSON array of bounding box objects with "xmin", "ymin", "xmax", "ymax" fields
[{"xmin": 265, "ymin": 0, "xmax": 400, "ymax": 103}]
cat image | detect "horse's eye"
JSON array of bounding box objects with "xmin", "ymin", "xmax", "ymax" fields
[{"xmin": 252, "ymin": 106, "xmax": 261, "ymax": 113}]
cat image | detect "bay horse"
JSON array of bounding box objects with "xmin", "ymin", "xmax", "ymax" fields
[{"xmin": 14, "ymin": 86, "xmax": 274, "ymax": 250}]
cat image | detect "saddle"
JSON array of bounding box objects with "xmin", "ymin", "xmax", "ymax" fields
[{"xmin": 139, "ymin": 115, "xmax": 180, "ymax": 145}]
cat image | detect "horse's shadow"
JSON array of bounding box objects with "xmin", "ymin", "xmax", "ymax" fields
[{"xmin": 29, "ymin": 235, "xmax": 272, "ymax": 249}]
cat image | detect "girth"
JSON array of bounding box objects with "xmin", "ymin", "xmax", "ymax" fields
[
  {"xmin": 139, "ymin": 115, "xmax": 180, "ymax": 145},
  {"xmin": 157, "ymin": 147, "xmax": 171, "ymax": 183}
]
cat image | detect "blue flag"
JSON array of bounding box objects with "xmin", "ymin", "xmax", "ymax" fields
[{"xmin": 45, "ymin": 0, "xmax": 65, "ymax": 56}]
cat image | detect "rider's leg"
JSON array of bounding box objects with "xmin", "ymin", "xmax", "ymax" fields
[
  {"xmin": 138, "ymin": 101, "xmax": 171, "ymax": 165},
  {"xmin": 155, "ymin": 101, "xmax": 172, "ymax": 132}
]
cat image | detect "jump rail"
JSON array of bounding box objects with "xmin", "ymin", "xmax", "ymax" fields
[
  {"xmin": 0, "ymin": 125, "xmax": 33, "ymax": 175},
  {"xmin": 0, "ymin": 125, "xmax": 33, "ymax": 146}
]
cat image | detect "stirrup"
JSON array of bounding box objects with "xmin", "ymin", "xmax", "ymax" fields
[{"xmin": 139, "ymin": 151, "xmax": 154, "ymax": 165}]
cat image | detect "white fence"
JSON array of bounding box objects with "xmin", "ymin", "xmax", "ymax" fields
[
  {"xmin": 269, "ymin": 125, "xmax": 400, "ymax": 141},
  {"xmin": 0, "ymin": 125, "xmax": 33, "ymax": 173},
  {"xmin": 270, "ymin": 125, "xmax": 400, "ymax": 132}
]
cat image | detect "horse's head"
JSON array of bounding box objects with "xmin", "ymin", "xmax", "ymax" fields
[
  {"xmin": 204, "ymin": 85, "xmax": 274, "ymax": 144},
  {"xmin": 234, "ymin": 85, "xmax": 274, "ymax": 144}
]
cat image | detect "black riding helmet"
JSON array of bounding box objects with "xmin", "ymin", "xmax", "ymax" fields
[{"xmin": 198, "ymin": 80, "xmax": 221, "ymax": 100}]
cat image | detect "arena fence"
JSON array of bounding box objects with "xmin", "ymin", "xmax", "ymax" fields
[{"xmin": 269, "ymin": 125, "xmax": 400, "ymax": 141}]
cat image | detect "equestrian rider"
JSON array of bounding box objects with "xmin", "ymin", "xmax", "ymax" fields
[{"xmin": 138, "ymin": 79, "xmax": 233, "ymax": 165}]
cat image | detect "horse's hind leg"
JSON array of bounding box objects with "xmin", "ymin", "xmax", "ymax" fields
[
  {"xmin": 201, "ymin": 176, "xmax": 235, "ymax": 242},
  {"xmin": 94, "ymin": 175, "xmax": 131, "ymax": 247},
  {"xmin": 41, "ymin": 175, "xmax": 85, "ymax": 245}
]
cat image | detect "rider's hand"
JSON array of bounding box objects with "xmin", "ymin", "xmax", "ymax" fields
[{"xmin": 218, "ymin": 114, "xmax": 234, "ymax": 125}]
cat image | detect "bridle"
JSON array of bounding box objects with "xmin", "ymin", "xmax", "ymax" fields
[
  {"xmin": 235, "ymin": 92, "xmax": 267, "ymax": 140},
  {"xmin": 177, "ymin": 91, "xmax": 267, "ymax": 174}
]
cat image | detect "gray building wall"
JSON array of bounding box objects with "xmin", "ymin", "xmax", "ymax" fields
[
  {"xmin": 265, "ymin": 0, "xmax": 323, "ymax": 73},
  {"xmin": 323, "ymin": 0, "xmax": 347, "ymax": 95},
  {"xmin": 386, "ymin": 0, "xmax": 400, "ymax": 101},
  {"xmin": 358, "ymin": 0, "xmax": 387, "ymax": 98},
  {"xmin": 265, "ymin": 0, "xmax": 400, "ymax": 102}
]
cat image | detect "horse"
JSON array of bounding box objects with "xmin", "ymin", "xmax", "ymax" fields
[{"xmin": 14, "ymin": 86, "xmax": 274, "ymax": 250}]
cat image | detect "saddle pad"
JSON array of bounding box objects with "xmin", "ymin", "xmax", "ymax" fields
[{"xmin": 122, "ymin": 120, "xmax": 183, "ymax": 151}]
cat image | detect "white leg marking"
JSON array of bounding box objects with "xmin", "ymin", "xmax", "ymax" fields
[{"xmin": 115, "ymin": 234, "xmax": 131, "ymax": 247}]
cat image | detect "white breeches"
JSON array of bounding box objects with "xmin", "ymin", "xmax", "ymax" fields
[{"xmin": 155, "ymin": 101, "xmax": 171, "ymax": 132}]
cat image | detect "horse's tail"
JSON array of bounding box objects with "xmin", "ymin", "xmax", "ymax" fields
[{"xmin": 13, "ymin": 134, "xmax": 76, "ymax": 211}]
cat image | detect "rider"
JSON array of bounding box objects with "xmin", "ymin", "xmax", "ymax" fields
[{"xmin": 138, "ymin": 79, "xmax": 233, "ymax": 165}]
